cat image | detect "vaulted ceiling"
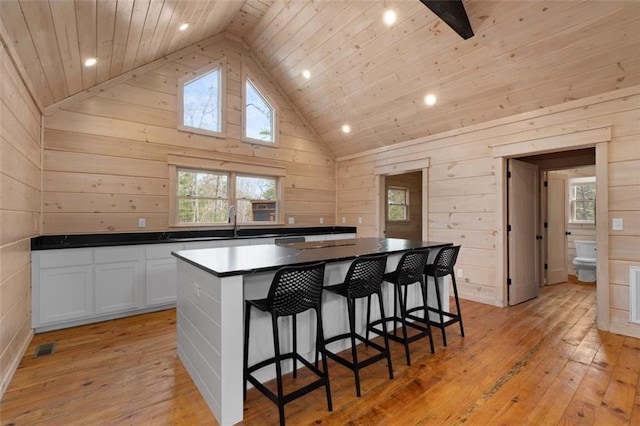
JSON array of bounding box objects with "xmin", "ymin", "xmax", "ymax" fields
[{"xmin": 2, "ymin": 0, "xmax": 639, "ymax": 158}]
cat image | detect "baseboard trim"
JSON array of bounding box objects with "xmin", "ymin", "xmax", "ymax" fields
[{"xmin": 0, "ymin": 328, "xmax": 34, "ymax": 399}]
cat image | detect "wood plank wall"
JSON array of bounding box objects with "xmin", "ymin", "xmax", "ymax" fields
[
  {"xmin": 337, "ymin": 85, "xmax": 640, "ymax": 338},
  {"xmin": 42, "ymin": 35, "xmax": 336, "ymax": 234},
  {"xmin": 0, "ymin": 41, "xmax": 40, "ymax": 396}
]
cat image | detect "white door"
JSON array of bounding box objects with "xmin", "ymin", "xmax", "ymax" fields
[
  {"xmin": 546, "ymin": 173, "xmax": 568, "ymax": 284},
  {"xmin": 508, "ymin": 159, "xmax": 540, "ymax": 305}
]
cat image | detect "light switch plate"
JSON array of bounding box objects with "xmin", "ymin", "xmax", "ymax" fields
[{"xmin": 612, "ymin": 218, "xmax": 624, "ymax": 231}]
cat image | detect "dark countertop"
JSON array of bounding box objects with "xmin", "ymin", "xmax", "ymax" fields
[
  {"xmin": 172, "ymin": 237, "xmax": 452, "ymax": 277},
  {"xmin": 31, "ymin": 226, "xmax": 357, "ymax": 250}
]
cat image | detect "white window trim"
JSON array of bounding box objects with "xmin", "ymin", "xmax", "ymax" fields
[
  {"xmin": 168, "ymin": 154, "xmax": 285, "ymax": 228},
  {"xmin": 241, "ymin": 68, "xmax": 278, "ymax": 147},
  {"xmin": 177, "ymin": 58, "xmax": 227, "ymax": 139},
  {"xmin": 569, "ymin": 176, "xmax": 596, "ymax": 224},
  {"xmin": 387, "ymin": 186, "xmax": 410, "ymax": 222}
]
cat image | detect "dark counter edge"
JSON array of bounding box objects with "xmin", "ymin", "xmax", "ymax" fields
[
  {"xmin": 173, "ymin": 240, "xmax": 453, "ymax": 278},
  {"xmin": 31, "ymin": 226, "xmax": 357, "ymax": 250}
]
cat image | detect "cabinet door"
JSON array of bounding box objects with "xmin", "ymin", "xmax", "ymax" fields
[
  {"xmin": 146, "ymin": 258, "xmax": 177, "ymax": 305},
  {"xmin": 145, "ymin": 243, "xmax": 182, "ymax": 306},
  {"xmin": 95, "ymin": 262, "xmax": 142, "ymax": 314},
  {"xmin": 39, "ymin": 265, "xmax": 94, "ymax": 325}
]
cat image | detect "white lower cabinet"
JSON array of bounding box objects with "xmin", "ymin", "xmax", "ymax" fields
[
  {"xmin": 37, "ymin": 265, "xmax": 94, "ymax": 325},
  {"xmin": 94, "ymin": 246, "xmax": 144, "ymax": 314},
  {"xmin": 95, "ymin": 262, "xmax": 142, "ymax": 314},
  {"xmin": 145, "ymin": 243, "xmax": 184, "ymax": 306},
  {"xmin": 32, "ymin": 233, "xmax": 354, "ymax": 331}
]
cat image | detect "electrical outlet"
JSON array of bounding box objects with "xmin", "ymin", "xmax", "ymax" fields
[
  {"xmin": 288, "ymin": 217, "xmax": 295, "ymax": 225},
  {"xmin": 319, "ymin": 217, "xmax": 324, "ymax": 224},
  {"xmin": 342, "ymin": 217, "xmax": 346, "ymax": 224},
  {"xmin": 612, "ymin": 218, "xmax": 624, "ymax": 231},
  {"xmin": 138, "ymin": 218, "xmax": 146, "ymax": 228},
  {"xmin": 457, "ymin": 269, "xmax": 464, "ymax": 279},
  {"xmin": 358, "ymin": 217, "xmax": 362, "ymax": 224}
]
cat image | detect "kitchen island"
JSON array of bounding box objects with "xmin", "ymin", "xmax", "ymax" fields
[{"xmin": 172, "ymin": 238, "xmax": 452, "ymax": 425}]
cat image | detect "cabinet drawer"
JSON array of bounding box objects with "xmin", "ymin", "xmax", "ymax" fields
[
  {"xmin": 146, "ymin": 243, "xmax": 184, "ymax": 260},
  {"xmin": 94, "ymin": 246, "xmax": 141, "ymax": 263},
  {"xmin": 38, "ymin": 249, "xmax": 93, "ymax": 268}
]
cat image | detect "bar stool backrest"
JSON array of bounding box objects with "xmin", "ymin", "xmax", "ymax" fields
[
  {"xmin": 395, "ymin": 248, "xmax": 430, "ymax": 286},
  {"xmin": 267, "ymin": 262, "xmax": 326, "ymax": 317},
  {"xmin": 342, "ymin": 254, "xmax": 388, "ymax": 298},
  {"xmin": 432, "ymin": 245, "xmax": 461, "ymax": 276}
]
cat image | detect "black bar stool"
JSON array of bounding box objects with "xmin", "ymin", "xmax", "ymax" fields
[
  {"xmin": 367, "ymin": 248, "xmax": 434, "ymax": 366},
  {"xmin": 323, "ymin": 254, "xmax": 393, "ymax": 397},
  {"xmin": 424, "ymin": 245, "xmax": 464, "ymax": 346},
  {"xmin": 243, "ymin": 262, "xmax": 332, "ymax": 426}
]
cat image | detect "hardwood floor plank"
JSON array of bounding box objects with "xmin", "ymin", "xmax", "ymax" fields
[{"xmin": 1, "ymin": 283, "xmax": 639, "ymax": 425}]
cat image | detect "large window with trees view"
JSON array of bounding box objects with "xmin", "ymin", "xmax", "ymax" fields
[
  {"xmin": 244, "ymin": 77, "xmax": 276, "ymax": 143},
  {"xmin": 176, "ymin": 168, "xmax": 278, "ymax": 225}
]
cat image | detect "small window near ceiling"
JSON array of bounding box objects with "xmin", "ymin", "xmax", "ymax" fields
[
  {"xmin": 569, "ymin": 177, "xmax": 596, "ymax": 223},
  {"xmin": 179, "ymin": 64, "xmax": 224, "ymax": 136},
  {"xmin": 387, "ymin": 186, "xmax": 409, "ymax": 221},
  {"xmin": 177, "ymin": 169, "xmax": 229, "ymax": 224},
  {"xmin": 244, "ymin": 78, "xmax": 276, "ymax": 144}
]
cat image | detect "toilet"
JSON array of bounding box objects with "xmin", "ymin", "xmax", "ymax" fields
[{"xmin": 573, "ymin": 240, "xmax": 597, "ymax": 282}]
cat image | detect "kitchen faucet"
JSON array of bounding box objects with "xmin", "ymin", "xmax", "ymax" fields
[{"xmin": 228, "ymin": 205, "xmax": 238, "ymax": 238}]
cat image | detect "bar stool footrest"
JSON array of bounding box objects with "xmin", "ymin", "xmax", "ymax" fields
[{"xmin": 246, "ymin": 351, "xmax": 329, "ymax": 407}]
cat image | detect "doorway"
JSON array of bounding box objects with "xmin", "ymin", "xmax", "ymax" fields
[
  {"xmin": 384, "ymin": 171, "xmax": 423, "ymax": 239},
  {"xmin": 544, "ymin": 166, "xmax": 597, "ymax": 286},
  {"xmin": 506, "ymin": 148, "xmax": 597, "ymax": 305}
]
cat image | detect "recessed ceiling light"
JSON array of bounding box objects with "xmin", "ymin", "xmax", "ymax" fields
[
  {"xmin": 302, "ymin": 69, "xmax": 311, "ymax": 79},
  {"xmin": 341, "ymin": 124, "xmax": 351, "ymax": 134},
  {"xmin": 84, "ymin": 58, "xmax": 97, "ymax": 67},
  {"xmin": 383, "ymin": 10, "xmax": 397, "ymax": 26},
  {"xmin": 424, "ymin": 93, "xmax": 437, "ymax": 106},
  {"xmin": 179, "ymin": 23, "xmax": 189, "ymax": 31}
]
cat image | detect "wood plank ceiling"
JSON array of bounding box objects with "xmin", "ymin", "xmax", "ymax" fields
[{"xmin": 1, "ymin": 0, "xmax": 639, "ymax": 158}]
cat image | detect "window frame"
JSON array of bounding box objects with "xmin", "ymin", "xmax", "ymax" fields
[
  {"xmin": 387, "ymin": 186, "xmax": 410, "ymax": 222},
  {"xmin": 177, "ymin": 59, "xmax": 227, "ymax": 138},
  {"xmin": 569, "ymin": 176, "xmax": 596, "ymax": 224},
  {"xmin": 168, "ymin": 155, "xmax": 285, "ymax": 228},
  {"xmin": 242, "ymin": 71, "xmax": 278, "ymax": 146}
]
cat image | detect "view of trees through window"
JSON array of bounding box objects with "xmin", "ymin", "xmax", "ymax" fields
[
  {"xmin": 570, "ymin": 179, "xmax": 596, "ymax": 222},
  {"xmin": 182, "ymin": 67, "xmax": 221, "ymax": 134},
  {"xmin": 177, "ymin": 169, "xmax": 277, "ymax": 224},
  {"xmin": 387, "ymin": 187, "xmax": 408, "ymax": 221},
  {"xmin": 177, "ymin": 170, "xmax": 228, "ymax": 223},
  {"xmin": 245, "ymin": 79, "xmax": 274, "ymax": 142}
]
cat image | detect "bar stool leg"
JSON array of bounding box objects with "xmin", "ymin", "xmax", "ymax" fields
[
  {"xmin": 365, "ymin": 295, "xmax": 372, "ymax": 345},
  {"xmin": 451, "ymin": 275, "xmax": 465, "ymax": 336},
  {"xmin": 347, "ymin": 296, "xmax": 362, "ymax": 396},
  {"xmin": 397, "ymin": 283, "xmax": 411, "ymax": 366},
  {"xmin": 377, "ymin": 289, "xmax": 394, "ymax": 379},
  {"xmin": 315, "ymin": 308, "xmax": 333, "ymax": 411},
  {"xmin": 271, "ymin": 315, "xmax": 286, "ymax": 426},
  {"xmin": 433, "ymin": 274, "xmax": 447, "ymax": 346},
  {"xmin": 393, "ymin": 283, "xmax": 399, "ymax": 337},
  {"xmin": 419, "ymin": 282, "xmax": 435, "ymax": 354},
  {"xmin": 292, "ymin": 315, "xmax": 298, "ymax": 378},
  {"xmin": 243, "ymin": 301, "xmax": 251, "ymax": 401}
]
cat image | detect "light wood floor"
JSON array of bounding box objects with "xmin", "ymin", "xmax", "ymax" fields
[{"xmin": 2, "ymin": 282, "xmax": 639, "ymax": 425}]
